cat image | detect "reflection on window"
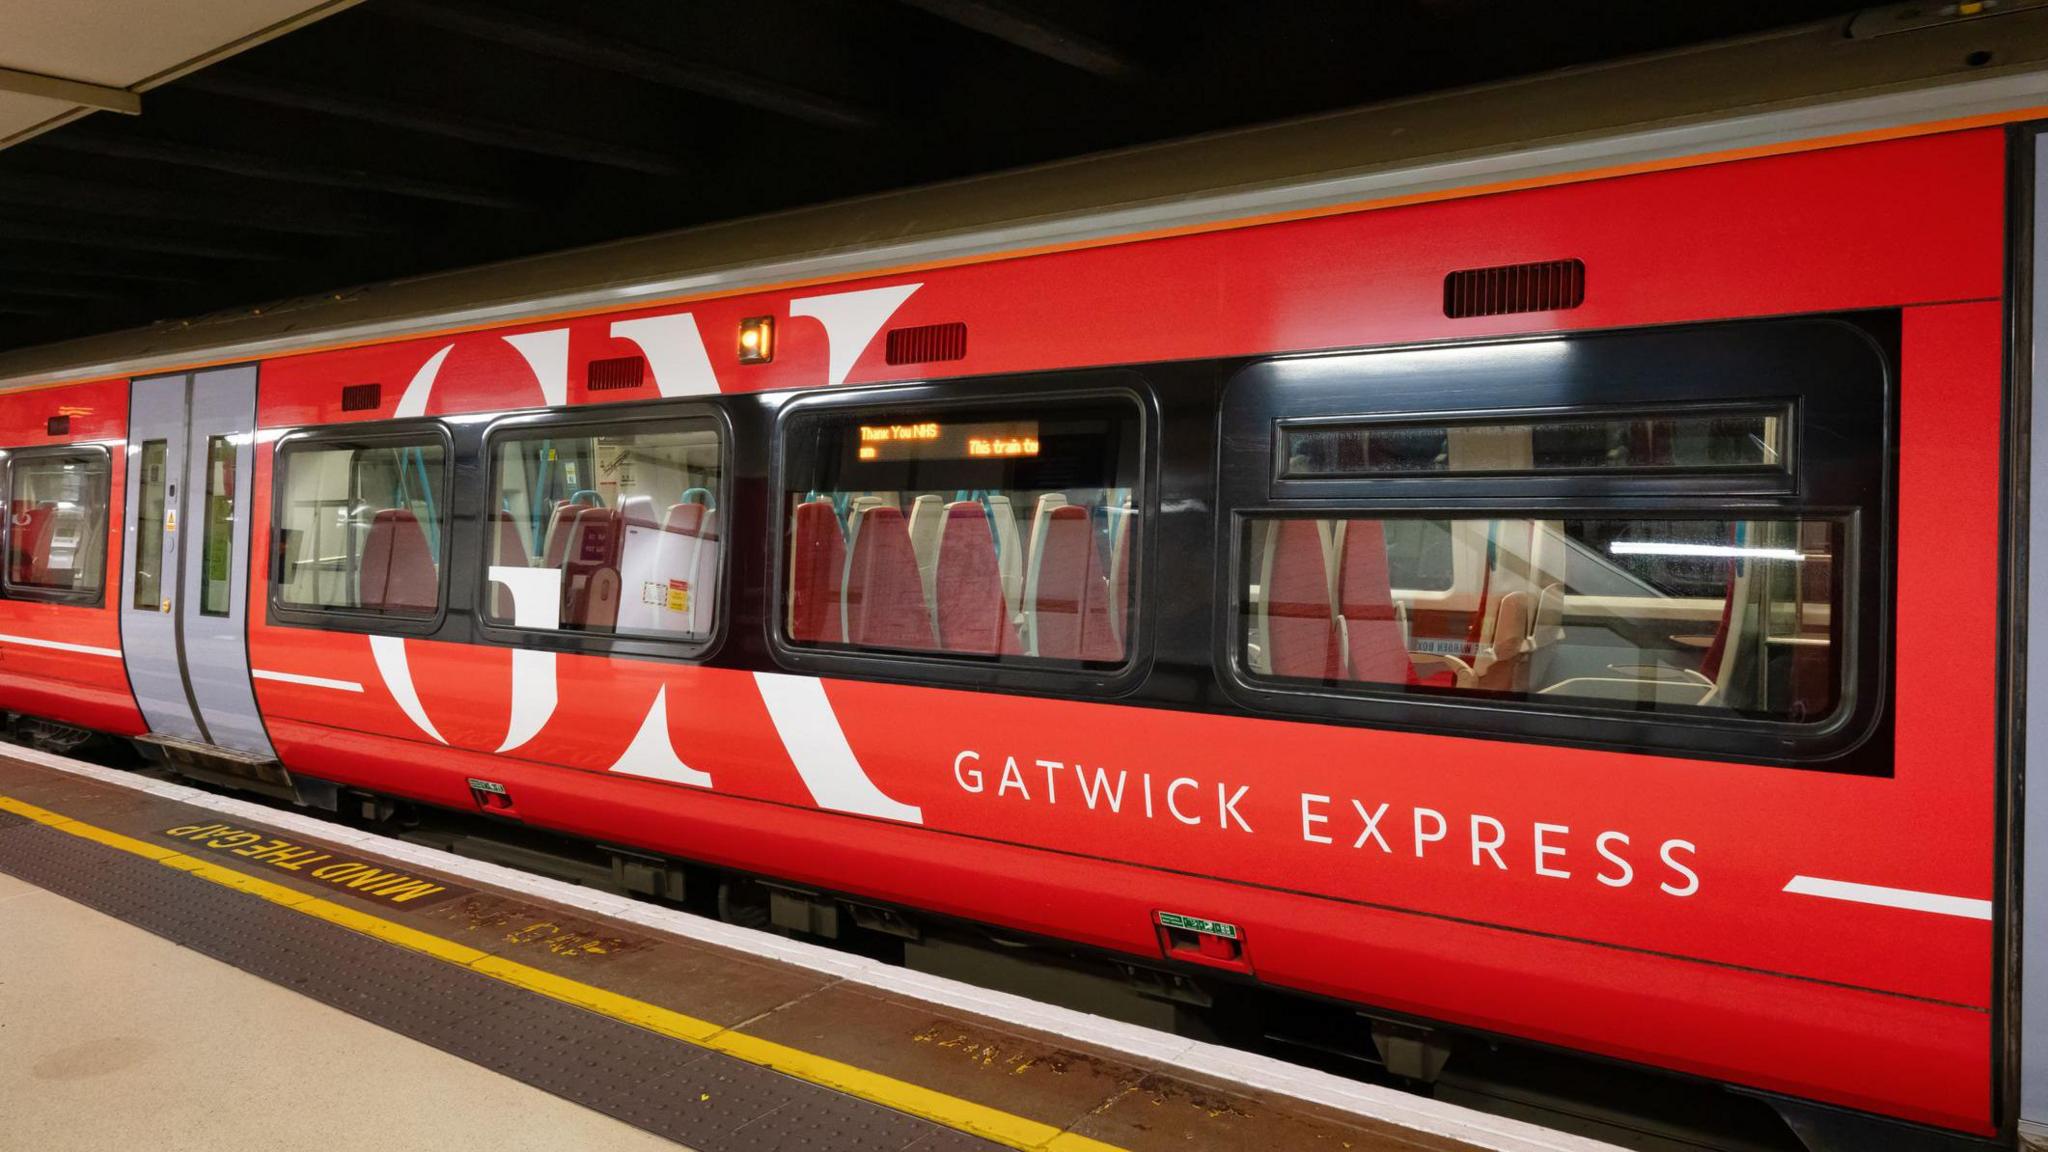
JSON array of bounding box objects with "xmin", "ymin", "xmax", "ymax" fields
[
  {"xmin": 275, "ymin": 439, "xmax": 446, "ymax": 616},
  {"xmin": 786, "ymin": 405, "xmax": 1139, "ymax": 665},
  {"xmin": 1282, "ymin": 407, "xmax": 1788, "ymax": 477},
  {"xmin": 132, "ymin": 440, "xmax": 167, "ymax": 610},
  {"xmin": 485, "ymin": 420, "xmax": 723, "ymax": 639},
  {"xmin": 7, "ymin": 452, "xmax": 110, "ymax": 598},
  {"xmin": 1241, "ymin": 516, "xmax": 1842, "ymax": 722}
]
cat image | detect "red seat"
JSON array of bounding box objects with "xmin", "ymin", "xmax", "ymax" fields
[
  {"xmin": 1335, "ymin": 519, "xmax": 1420, "ymax": 685},
  {"xmin": 844, "ymin": 507, "xmax": 933, "ymax": 650},
  {"xmin": 562, "ymin": 506, "xmax": 620, "ymax": 628},
  {"xmin": 1032, "ymin": 505, "xmax": 1120, "ymax": 662},
  {"xmin": 788, "ymin": 500, "xmax": 846, "ymax": 643},
  {"xmin": 664, "ymin": 503, "xmax": 706, "ymax": 539},
  {"xmin": 359, "ymin": 509, "xmax": 436, "ymax": 613},
  {"xmin": 1262, "ymin": 518, "xmax": 1338, "ymax": 680},
  {"xmin": 8, "ymin": 503, "xmax": 54, "ymax": 586},
  {"xmin": 932, "ymin": 502, "xmax": 1014, "ymax": 655}
]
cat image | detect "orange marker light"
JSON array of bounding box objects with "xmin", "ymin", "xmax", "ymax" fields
[{"xmin": 738, "ymin": 316, "xmax": 775, "ymax": 364}]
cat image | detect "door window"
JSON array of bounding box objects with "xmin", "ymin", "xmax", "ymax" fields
[
  {"xmin": 199, "ymin": 436, "xmax": 236, "ymax": 617},
  {"xmin": 132, "ymin": 440, "xmax": 168, "ymax": 611}
]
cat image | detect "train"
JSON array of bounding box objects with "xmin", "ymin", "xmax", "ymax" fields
[{"xmin": 1, "ymin": 9, "xmax": 2045, "ymax": 1150}]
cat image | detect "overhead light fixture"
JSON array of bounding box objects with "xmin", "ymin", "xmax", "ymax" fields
[{"xmin": 1609, "ymin": 541, "xmax": 1805, "ymax": 562}]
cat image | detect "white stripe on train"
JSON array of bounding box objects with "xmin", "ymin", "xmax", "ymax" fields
[
  {"xmin": 1782, "ymin": 875, "xmax": 1993, "ymax": 920},
  {"xmin": 0, "ymin": 632, "xmax": 121, "ymax": 659}
]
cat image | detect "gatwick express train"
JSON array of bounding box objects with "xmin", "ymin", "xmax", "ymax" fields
[{"xmin": 0, "ymin": 10, "xmax": 2044, "ymax": 1151}]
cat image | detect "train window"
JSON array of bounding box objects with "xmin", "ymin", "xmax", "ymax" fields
[
  {"xmin": 198, "ymin": 436, "xmax": 236, "ymax": 617},
  {"xmin": 132, "ymin": 440, "xmax": 167, "ymax": 610},
  {"xmin": 483, "ymin": 418, "xmax": 724, "ymax": 640},
  {"xmin": 1240, "ymin": 515, "xmax": 1843, "ymax": 722},
  {"xmin": 1221, "ymin": 319, "xmax": 1890, "ymax": 765},
  {"xmin": 4, "ymin": 449, "xmax": 111, "ymax": 602},
  {"xmin": 781, "ymin": 399, "xmax": 1140, "ymax": 666},
  {"xmin": 1280, "ymin": 405, "xmax": 1789, "ymax": 479},
  {"xmin": 273, "ymin": 436, "xmax": 448, "ymax": 618}
]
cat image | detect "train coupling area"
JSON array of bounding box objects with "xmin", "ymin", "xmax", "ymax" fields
[{"xmin": 0, "ymin": 745, "xmax": 1618, "ymax": 1152}]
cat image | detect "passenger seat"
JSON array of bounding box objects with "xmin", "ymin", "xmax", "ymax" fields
[
  {"xmin": 358, "ymin": 509, "xmax": 436, "ymax": 614},
  {"xmin": 931, "ymin": 501, "xmax": 1014, "ymax": 654},
  {"xmin": 1256, "ymin": 518, "xmax": 1339, "ymax": 680},
  {"xmin": 1026, "ymin": 504, "xmax": 1120, "ymax": 661},
  {"xmin": 788, "ymin": 498, "xmax": 847, "ymax": 643},
  {"xmin": 842, "ymin": 506, "xmax": 935, "ymax": 650}
]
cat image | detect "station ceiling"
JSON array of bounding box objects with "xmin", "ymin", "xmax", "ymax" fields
[{"xmin": 0, "ymin": 0, "xmax": 1874, "ymax": 356}]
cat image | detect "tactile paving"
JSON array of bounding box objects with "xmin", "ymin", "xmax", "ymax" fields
[{"xmin": 0, "ymin": 819, "xmax": 1005, "ymax": 1152}]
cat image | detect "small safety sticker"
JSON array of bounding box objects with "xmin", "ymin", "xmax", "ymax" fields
[{"xmin": 666, "ymin": 579, "xmax": 690, "ymax": 612}]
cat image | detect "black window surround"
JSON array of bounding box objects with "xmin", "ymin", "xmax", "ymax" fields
[
  {"xmin": 473, "ymin": 400, "xmax": 734, "ymax": 665},
  {"xmin": 0, "ymin": 443, "xmax": 112, "ymax": 607},
  {"xmin": 768, "ymin": 374, "xmax": 1156, "ymax": 698},
  {"xmin": 1215, "ymin": 314, "xmax": 1896, "ymax": 771},
  {"xmin": 267, "ymin": 419, "xmax": 455, "ymax": 637}
]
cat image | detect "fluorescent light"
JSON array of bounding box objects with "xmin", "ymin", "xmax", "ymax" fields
[{"xmin": 1610, "ymin": 541, "xmax": 1804, "ymax": 561}]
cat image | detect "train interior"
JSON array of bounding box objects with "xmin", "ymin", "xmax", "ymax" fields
[
  {"xmin": 786, "ymin": 484, "xmax": 1138, "ymax": 660},
  {"xmin": 275, "ymin": 440, "xmax": 448, "ymax": 618},
  {"xmin": 5, "ymin": 449, "xmax": 108, "ymax": 597},
  {"xmin": 784, "ymin": 406, "xmax": 1141, "ymax": 663},
  {"xmin": 488, "ymin": 422, "xmax": 725, "ymax": 638},
  {"xmin": 1243, "ymin": 408, "xmax": 1842, "ymax": 720}
]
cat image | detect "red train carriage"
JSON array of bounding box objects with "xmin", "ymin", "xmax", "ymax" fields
[{"xmin": 0, "ymin": 17, "xmax": 2044, "ymax": 1151}]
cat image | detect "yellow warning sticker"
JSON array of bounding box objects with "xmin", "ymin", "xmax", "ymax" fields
[
  {"xmin": 160, "ymin": 822, "xmax": 463, "ymax": 907},
  {"xmin": 667, "ymin": 579, "xmax": 690, "ymax": 612}
]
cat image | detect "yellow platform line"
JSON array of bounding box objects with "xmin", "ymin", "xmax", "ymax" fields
[{"xmin": 0, "ymin": 793, "xmax": 1124, "ymax": 1152}]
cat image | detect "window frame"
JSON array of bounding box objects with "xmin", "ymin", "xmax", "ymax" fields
[
  {"xmin": 768, "ymin": 374, "xmax": 1156, "ymax": 696},
  {"xmin": 267, "ymin": 420, "xmax": 456, "ymax": 637},
  {"xmin": 474, "ymin": 400, "xmax": 733, "ymax": 664},
  {"xmin": 1215, "ymin": 315, "xmax": 1895, "ymax": 771},
  {"xmin": 1, "ymin": 443, "xmax": 113, "ymax": 607}
]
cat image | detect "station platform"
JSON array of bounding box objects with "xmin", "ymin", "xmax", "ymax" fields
[{"xmin": 0, "ymin": 746, "xmax": 1614, "ymax": 1152}]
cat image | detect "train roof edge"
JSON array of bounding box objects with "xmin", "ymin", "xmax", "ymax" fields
[{"xmin": 2, "ymin": 7, "xmax": 2046, "ymax": 391}]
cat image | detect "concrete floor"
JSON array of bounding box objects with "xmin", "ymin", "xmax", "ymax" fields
[{"xmin": 0, "ymin": 871, "xmax": 687, "ymax": 1151}]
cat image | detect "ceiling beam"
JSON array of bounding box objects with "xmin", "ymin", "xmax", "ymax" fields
[
  {"xmin": 182, "ymin": 70, "xmax": 682, "ymax": 175},
  {"xmin": 0, "ymin": 220, "xmax": 285, "ymax": 261},
  {"xmin": 0, "ymin": 66, "xmax": 140, "ymax": 115},
  {"xmin": 33, "ymin": 133, "xmax": 531, "ymax": 210},
  {"xmin": 384, "ymin": 0, "xmax": 878, "ymax": 130},
  {"xmin": 0, "ymin": 173, "xmax": 392, "ymax": 238},
  {"xmin": 895, "ymin": 0, "xmax": 1130, "ymax": 78}
]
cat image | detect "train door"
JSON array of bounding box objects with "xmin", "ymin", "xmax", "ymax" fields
[{"xmin": 118, "ymin": 367, "xmax": 274, "ymax": 760}]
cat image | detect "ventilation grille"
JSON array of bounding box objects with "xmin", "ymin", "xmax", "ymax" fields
[
  {"xmin": 587, "ymin": 356, "xmax": 646, "ymax": 391},
  {"xmin": 885, "ymin": 322, "xmax": 968, "ymax": 366},
  {"xmin": 1443, "ymin": 258, "xmax": 1585, "ymax": 318},
  {"xmin": 340, "ymin": 383, "xmax": 382, "ymax": 412},
  {"xmin": 44, "ymin": 415, "xmax": 68, "ymax": 436}
]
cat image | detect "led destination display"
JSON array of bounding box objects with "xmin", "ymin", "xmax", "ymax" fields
[{"xmin": 853, "ymin": 420, "xmax": 1041, "ymax": 463}]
